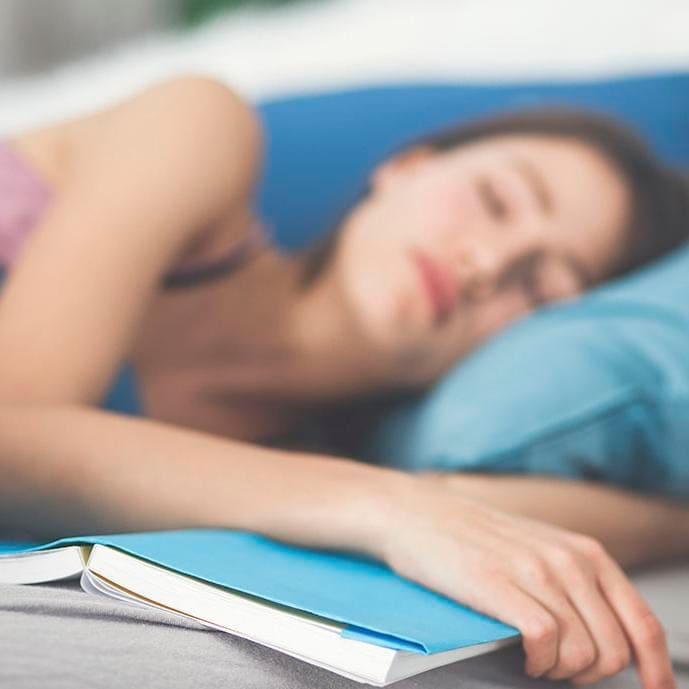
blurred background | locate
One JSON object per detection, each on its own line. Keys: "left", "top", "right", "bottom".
{"left": 0, "top": 0, "right": 688, "bottom": 134}
{"left": 0, "top": 0, "right": 284, "bottom": 78}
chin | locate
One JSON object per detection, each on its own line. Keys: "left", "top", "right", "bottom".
{"left": 342, "top": 273, "right": 424, "bottom": 348}
{"left": 335, "top": 245, "right": 455, "bottom": 373}
{"left": 352, "top": 296, "right": 467, "bottom": 388}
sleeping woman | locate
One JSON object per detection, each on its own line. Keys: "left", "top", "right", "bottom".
{"left": 1, "top": 75, "right": 689, "bottom": 688}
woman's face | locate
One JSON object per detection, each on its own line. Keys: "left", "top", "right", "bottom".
{"left": 321, "top": 133, "right": 630, "bottom": 384}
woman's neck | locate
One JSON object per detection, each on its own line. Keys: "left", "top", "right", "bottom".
{"left": 198, "top": 245, "right": 393, "bottom": 410}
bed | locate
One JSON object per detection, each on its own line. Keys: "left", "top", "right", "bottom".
{"left": 1, "top": 561, "right": 687, "bottom": 688}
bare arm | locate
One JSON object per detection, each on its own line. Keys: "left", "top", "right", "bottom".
{"left": 0, "top": 74, "right": 260, "bottom": 405}
{"left": 0, "top": 406, "right": 677, "bottom": 689}
{"left": 428, "top": 471, "right": 689, "bottom": 568}
{"left": 0, "top": 401, "right": 404, "bottom": 551}
{"left": 0, "top": 75, "right": 402, "bottom": 548}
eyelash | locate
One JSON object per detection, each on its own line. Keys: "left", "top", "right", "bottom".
{"left": 517, "top": 258, "right": 549, "bottom": 307}
{"left": 523, "top": 272, "right": 547, "bottom": 307}
{"left": 477, "top": 177, "right": 508, "bottom": 220}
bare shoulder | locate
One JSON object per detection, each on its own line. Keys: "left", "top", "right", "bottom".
{"left": 77, "top": 74, "right": 262, "bottom": 152}
{"left": 65, "top": 74, "right": 263, "bottom": 225}
{"left": 0, "top": 77, "right": 264, "bottom": 406}
{"left": 93, "top": 74, "right": 261, "bottom": 147}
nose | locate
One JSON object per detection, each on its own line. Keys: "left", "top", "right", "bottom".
{"left": 454, "top": 231, "right": 542, "bottom": 300}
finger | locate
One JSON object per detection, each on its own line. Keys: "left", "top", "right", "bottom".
{"left": 512, "top": 564, "right": 597, "bottom": 679}
{"left": 492, "top": 524, "right": 632, "bottom": 683}
{"left": 594, "top": 545, "right": 676, "bottom": 689}
{"left": 468, "top": 579, "right": 561, "bottom": 678}
{"left": 559, "top": 565, "right": 632, "bottom": 685}
{"left": 456, "top": 517, "right": 596, "bottom": 679}
{"left": 512, "top": 529, "right": 641, "bottom": 684}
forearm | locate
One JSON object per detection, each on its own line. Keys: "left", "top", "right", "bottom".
{"left": 4, "top": 414, "right": 678, "bottom": 686}
{"left": 431, "top": 472, "right": 689, "bottom": 568}
{"left": 0, "top": 403, "right": 406, "bottom": 556}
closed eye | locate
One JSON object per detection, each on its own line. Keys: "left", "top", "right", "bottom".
{"left": 521, "top": 255, "right": 585, "bottom": 308}
{"left": 477, "top": 177, "right": 509, "bottom": 221}
{"left": 521, "top": 268, "right": 548, "bottom": 307}
{"left": 497, "top": 251, "right": 549, "bottom": 307}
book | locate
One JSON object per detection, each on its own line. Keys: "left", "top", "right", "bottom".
{"left": 0, "top": 529, "right": 520, "bottom": 685}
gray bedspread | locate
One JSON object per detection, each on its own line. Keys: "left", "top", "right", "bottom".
{"left": 1, "top": 563, "right": 687, "bottom": 689}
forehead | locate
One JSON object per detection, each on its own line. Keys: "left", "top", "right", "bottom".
{"left": 441, "top": 134, "right": 631, "bottom": 282}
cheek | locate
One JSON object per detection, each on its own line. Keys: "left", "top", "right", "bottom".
{"left": 378, "top": 173, "right": 477, "bottom": 246}
{"left": 412, "top": 179, "right": 479, "bottom": 244}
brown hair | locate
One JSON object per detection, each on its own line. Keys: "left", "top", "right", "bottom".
{"left": 299, "top": 107, "right": 689, "bottom": 288}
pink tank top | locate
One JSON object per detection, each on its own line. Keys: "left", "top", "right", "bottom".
{"left": 0, "top": 140, "right": 269, "bottom": 288}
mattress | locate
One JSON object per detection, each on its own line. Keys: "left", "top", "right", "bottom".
{"left": 1, "top": 561, "right": 687, "bottom": 689}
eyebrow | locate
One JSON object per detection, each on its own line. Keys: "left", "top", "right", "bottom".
{"left": 511, "top": 157, "right": 553, "bottom": 215}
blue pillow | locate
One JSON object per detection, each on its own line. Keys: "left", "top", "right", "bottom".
{"left": 252, "top": 73, "right": 689, "bottom": 498}
{"left": 360, "top": 245, "right": 689, "bottom": 499}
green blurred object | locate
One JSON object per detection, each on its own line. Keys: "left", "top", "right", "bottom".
{"left": 182, "top": 0, "right": 305, "bottom": 27}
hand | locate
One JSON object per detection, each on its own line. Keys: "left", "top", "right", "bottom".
{"left": 377, "top": 474, "right": 675, "bottom": 688}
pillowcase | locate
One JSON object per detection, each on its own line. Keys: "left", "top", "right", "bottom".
{"left": 359, "top": 245, "right": 689, "bottom": 499}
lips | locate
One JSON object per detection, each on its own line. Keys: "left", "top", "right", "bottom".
{"left": 410, "top": 249, "right": 459, "bottom": 325}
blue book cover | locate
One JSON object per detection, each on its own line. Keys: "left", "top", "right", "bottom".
{"left": 0, "top": 529, "right": 519, "bottom": 654}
